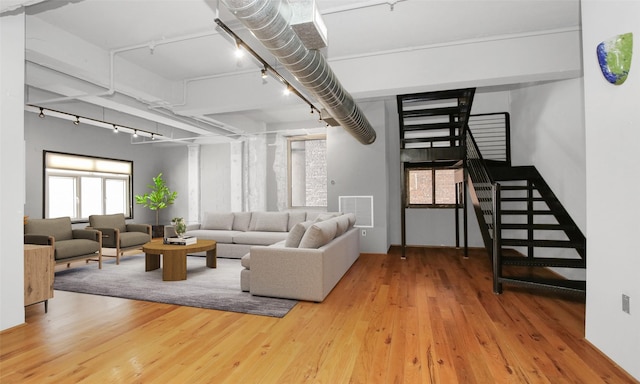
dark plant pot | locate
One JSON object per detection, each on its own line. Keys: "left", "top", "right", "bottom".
{"left": 152, "top": 225, "right": 165, "bottom": 239}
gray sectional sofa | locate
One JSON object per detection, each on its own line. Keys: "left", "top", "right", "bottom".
{"left": 183, "top": 211, "right": 360, "bottom": 302}
{"left": 183, "top": 211, "right": 329, "bottom": 258}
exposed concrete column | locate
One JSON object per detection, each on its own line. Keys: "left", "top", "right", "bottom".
{"left": 230, "top": 140, "right": 243, "bottom": 212}
{"left": 187, "top": 144, "right": 200, "bottom": 224}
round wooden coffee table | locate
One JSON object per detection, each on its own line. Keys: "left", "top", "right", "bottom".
{"left": 142, "top": 239, "right": 217, "bottom": 281}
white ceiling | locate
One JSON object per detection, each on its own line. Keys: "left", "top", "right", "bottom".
{"left": 19, "top": 0, "right": 581, "bottom": 140}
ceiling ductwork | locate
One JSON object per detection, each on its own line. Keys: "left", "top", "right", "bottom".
{"left": 220, "top": 0, "right": 377, "bottom": 145}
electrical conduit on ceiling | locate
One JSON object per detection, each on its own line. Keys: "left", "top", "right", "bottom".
{"left": 220, "top": 0, "right": 376, "bottom": 145}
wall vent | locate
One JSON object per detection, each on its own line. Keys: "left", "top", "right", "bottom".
{"left": 339, "top": 196, "right": 373, "bottom": 228}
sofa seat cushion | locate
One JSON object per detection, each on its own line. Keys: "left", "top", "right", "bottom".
{"left": 54, "top": 239, "right": 100, "bottom": 260}
{"left": 119, "top": 231, "right": 150, "bottom": 248}
{"left": 232, "top": 231, "right": 288, "bottom": 245}
{"left": 185, "top": 229, "right": 240, "bottom": 244}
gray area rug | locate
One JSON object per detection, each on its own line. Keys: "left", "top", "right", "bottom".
{"left": 54, "top": 255, "right": 297, "bottom": 318}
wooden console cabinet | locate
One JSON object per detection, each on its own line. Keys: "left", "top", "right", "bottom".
{"left": 24, "top": 244, "right": 54, "bottom": 312}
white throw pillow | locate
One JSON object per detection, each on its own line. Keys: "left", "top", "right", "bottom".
{"left": 298, "top": 219, "right": 338, "bottom": 249}
{"left": 285, "top": 220, "right": 313, "bottom": 248}
{"left": 202, "top": 212, "right": 234, "bottom": 230}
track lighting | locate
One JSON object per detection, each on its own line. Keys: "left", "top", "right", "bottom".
{"left": 214, "top": 18, "right": 320, "bottom": 121}
{"left": 234, "top": 41, "right": 244, "bottom": 58}
{"left": 28, "top": 105, "right": 163, "bottom": 140}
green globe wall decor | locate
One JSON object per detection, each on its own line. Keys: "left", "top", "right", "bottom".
{"left": 597, "top": 32, "right": 633, "bottom": 85}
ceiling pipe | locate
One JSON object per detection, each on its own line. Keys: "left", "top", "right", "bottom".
{"left": 220, "top": 0, "right": 376, "bottom": 145}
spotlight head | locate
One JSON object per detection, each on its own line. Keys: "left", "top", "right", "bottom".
{"left": 38, "top": 108, "right": 45, "bottom": 118}
{"left": 133, "top": 129, "right": 138, "bottom": 138}
{"left": 113, "top": 124, "right": 118, "bottom": 133}
{"left": 73, "top": 116, "right": 80, "bottom": 125}
{"left": 261, "top": 68, "right": 268, "bottom": 79}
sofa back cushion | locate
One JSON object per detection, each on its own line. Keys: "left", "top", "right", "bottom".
{"left": 202, "top": 212, "right": 234, "bottom": 230}
{"left": 287, "top": 210, "right": 307, "bottom": 231}
{"left": 232, "top": 212, "right": 252, "bottom": 231}
{"left": 334, "top": 215, "right": 351, "bottom": 237}
{"left": 285, "top": 220, "right": 313, "bottom": 247}
{"left": 249, "top": 212, "right": 289, "bottom": 232}
{"left": 298, "top": 218, "right": 338, "bottom": 249}
{"left": 314, "top": 212, "right": 341, "bottom": 222}
{"left": 25, "top": 217, "right": 73, "bottom": 241}
{"left": 89, "top": 213, "right": 127, "bottom": 233}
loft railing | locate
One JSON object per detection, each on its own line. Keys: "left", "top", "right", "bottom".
{"left": 465, "top": 128, "right": 496, "bottom": 255}
{"left": 468, "top": 112, "right": 511, "bottom": 165}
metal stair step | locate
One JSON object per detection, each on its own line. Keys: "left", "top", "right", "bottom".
{"left": 500, "top": 197, "right": 545, "bottom": 202}
{"left": 402, "top": 122, "right": 463, "bottom": 131}
{"left": 500, "top": 223, "right": 575, "bottom": 230}
{"left": 501, "top": 239, "right": 585, "bottom": 249}
{"left": 498, "top": 277, "right": 586, "bottom": 294}
{"left": 501, "top": 256, "right": 585, "bottom": 268}
{"left": 402, "top": 106, "right": 461, "bottom": 118}
{"left": 500, "top": 209, "right": 554, "bottom": 215}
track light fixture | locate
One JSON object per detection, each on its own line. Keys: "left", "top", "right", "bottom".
{"left": 27, "top": 104, "right": 163, "bottom": 140}
{"left": 214, "top": 18, "right": 322, "bottom": 117}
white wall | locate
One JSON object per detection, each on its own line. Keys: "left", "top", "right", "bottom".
{"left": 509, "top": 79, "right": 586, "bottom": 279}
{"left": 582, "top": 1, "right": 640, "bottom": 380}
{"left": 0, "top": 10, "right": 26, "bottom": 331}
{"left": 510, "top": 79, "right": 586, "bottom": 230}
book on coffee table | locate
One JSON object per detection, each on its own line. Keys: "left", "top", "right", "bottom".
{"left": 164, "top": 236, "right": 197, "bottom": 245}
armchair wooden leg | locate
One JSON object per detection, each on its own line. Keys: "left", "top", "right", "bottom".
{"left": 116, "top": 246, "right": 120, "bottom": 265}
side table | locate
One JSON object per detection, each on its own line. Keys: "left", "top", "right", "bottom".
{"left": 24, "top": 244, "right": 54, "bottom": 313}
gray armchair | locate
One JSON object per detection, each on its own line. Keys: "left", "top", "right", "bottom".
{"left": 24, "top": 216, "right": 103, "bottom": 269}
{"left": 88, "top": 213, "right": 151, "bottom": 264}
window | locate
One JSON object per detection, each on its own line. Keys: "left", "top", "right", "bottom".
{"left": 44, "top": 151, "right": 133, "bottom": 222}
{"left": 288, "top": 135, "right": 327, "bottom": 208}
{"left": 407, "top": 167, "right": 458, "bottom": 207}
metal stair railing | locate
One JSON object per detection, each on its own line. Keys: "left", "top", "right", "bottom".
{"left": 465, "top": 128, "right": 496, "bottom": 255}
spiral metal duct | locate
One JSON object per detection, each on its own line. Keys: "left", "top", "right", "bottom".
{"left": 221, "top": 0, "right": 376, "bottom": 145}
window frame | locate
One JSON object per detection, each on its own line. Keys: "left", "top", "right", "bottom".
{"left": 287, "top": 134, "right": 327, "bottom": 209}
{"left": 43, "top": 151, "right": 134, "bottom": 223}
{"left": 405, "top": 164, "right": 460, "bottom": 208}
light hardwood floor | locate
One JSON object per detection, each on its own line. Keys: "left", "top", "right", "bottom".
{"left": 1, "top": 247, "right": 637, "bottom": 383}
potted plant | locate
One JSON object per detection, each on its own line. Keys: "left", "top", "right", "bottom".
{"left": 135, "top": 172, "right": 178, "bottom": 238}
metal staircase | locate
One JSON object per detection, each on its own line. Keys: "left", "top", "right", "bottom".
{"left": 398, "top": 88, "right": 586, "bottom": 295}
